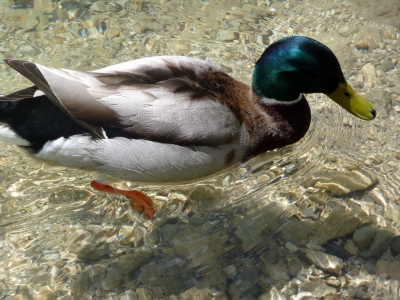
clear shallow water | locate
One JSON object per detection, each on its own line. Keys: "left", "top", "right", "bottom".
{"left": 0, "top": 0, "right": 399, "bottom": 299}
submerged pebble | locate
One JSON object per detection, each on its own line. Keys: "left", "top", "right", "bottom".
{"left": 303, "top": 169, "right": 378, "bottom": 196}
{"left": 353, "top": 225, "right": 377, "bottom": 250}
{"left": 304, "top": 249, "right": 343, "bottom": 275}
{"left": 101, "top": 267, "right": 123, "bottom": 290}
{"left": 354, "top": 29, "right": 382, "bottom": 51}
{"left": 300, "top": 278, "right": 337, "bottom": 297}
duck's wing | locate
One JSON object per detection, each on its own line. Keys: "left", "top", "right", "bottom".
{"left": 4, "top": 59, "right": 105, "bottom": 139}
{"left": 4, "top": 57, "right": 243, "bottom": 146}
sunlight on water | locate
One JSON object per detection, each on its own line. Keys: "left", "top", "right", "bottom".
{"left": 0, "top": 0, "right": 399, "bottom": 299}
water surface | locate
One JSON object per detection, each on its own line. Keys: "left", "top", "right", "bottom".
{"left": 0, "top": 0, "right": 399, "bottom": 299}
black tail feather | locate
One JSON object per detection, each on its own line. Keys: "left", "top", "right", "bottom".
{"left": 0, "top": 95, "right": 87, "bottom": 151}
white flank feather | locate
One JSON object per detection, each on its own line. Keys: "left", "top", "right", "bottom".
{"left": 0, "top": 125, "right": 30, "bottom": 146}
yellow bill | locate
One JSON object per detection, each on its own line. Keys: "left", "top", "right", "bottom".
{"left": 327, "top": 82, "right": 376, "bottom": 120}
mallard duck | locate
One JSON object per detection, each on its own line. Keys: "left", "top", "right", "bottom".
{"left": 0, "top": 36, "right": 376, "bottom": 219}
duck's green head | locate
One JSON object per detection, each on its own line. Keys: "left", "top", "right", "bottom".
{"left": 252, "top": 36, "right": 376, "bottom": 120}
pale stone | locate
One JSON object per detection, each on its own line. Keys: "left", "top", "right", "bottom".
{"left": 119, "top": 290, "right": 138, "bottom": 300}
{"left": 258, "top": 287, "right": 287, "bottom": 300}
{"left": 119, "top": 225, "right": 136, "bottom": 244}
{"left": 303, "top": 169, "right": 378, "bottom": 196}
{"left": 326, "top": 277, "right": 341, "bottom": 288}
{"left": 257, "top": 0, "right": 270, "bottom": 7}
{"left": 106, "top": 28, "right": 120, "bottom": 39}
{"left": 338, "top": 25, "right": 359, "bottom": 37}
{"left": 20, "top": 44, "right": 39, "bottom": 57}
{"left": 354, "top": 29, "right": 382, "bottom": 51}
{"left": 361, "top": 63, "right": 377, "bottom": 88}
{"left": 216, "top": 30, "right": 238, "bottom": 41}
{"left": 300, "top": 278, "right": 337, "bottom": 297}
{"left": 305, "top": 250, "right": 343, "bottom": 275}
{"left": 136, "top": 287, "right": 152, "bottom": 300}
{"left": 306, "top": 240, "right": 323, "bottom": 251}
{"left": 344, "top": 239, "right": 359, "bottom": 256}
{"left": 180, "top": 287, "right": 228, "bottom": 300}
{"left": 285, "top": 242, "right": 298, "bottom": 253}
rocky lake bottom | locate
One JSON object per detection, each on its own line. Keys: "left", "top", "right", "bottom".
{"left": 0, "top": 0, "right": 400, "bottom": 299}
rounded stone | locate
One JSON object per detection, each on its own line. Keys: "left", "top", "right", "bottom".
{"left": 361, "top": 229, "right": 394, "bottom": 258}
{"left": 119, "top": 290, "right": 138, "bottom": 300}
{"left": 344, "top": 239, "right": 359, "bottom": 256}
{"left": 353, "top": 226, "right": 377, "bottom": 250}
{"left": 136, "top": 287, "right": 153, "bottom": 300}
{"left": 101, "top": 267, "right": 123, "bottom": 290}
{"left": 381, "top": 59, "right": 395, "bottom": 72}
{"left": 66, "top": 228, "right": 110, "bottom": 261}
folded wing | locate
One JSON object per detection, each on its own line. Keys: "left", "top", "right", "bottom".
{"left": 4, "top": 57, "right": 242, "bottom": 147}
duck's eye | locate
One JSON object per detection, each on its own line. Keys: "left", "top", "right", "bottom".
{"left": 344, "top": 91, "right": 351, "bottom": 97}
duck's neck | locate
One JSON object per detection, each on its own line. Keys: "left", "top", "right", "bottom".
{"left": 243, "top": 90, "right": 311, "bottom": 160}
